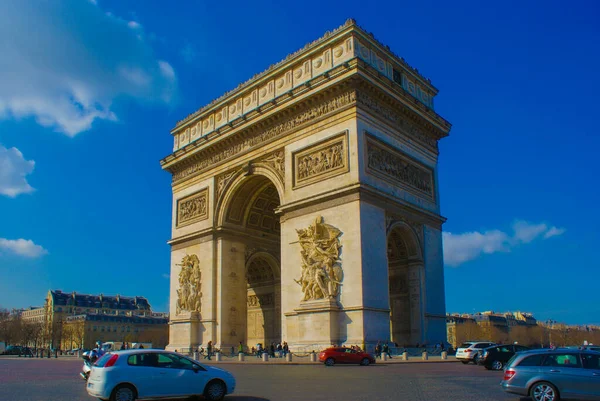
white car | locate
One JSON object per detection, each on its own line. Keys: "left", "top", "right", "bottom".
{"left": 86, "top": 349, "right": 235, "bottom": 401}
{"left": 455, "top": 341, "right": 496, "bottom": 364}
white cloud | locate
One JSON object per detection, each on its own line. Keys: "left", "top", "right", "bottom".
{"left": 0, "top": 238, "right": 47, "bottom": 258}
{"left": 162, "top": 273, "right": 170, "bottom": 280}
{"left": 444, "top": 220, "right": 566, "bottom": 267}
{"left": 0, "top": 1, "right": 177, "bottom": 136}
{"left": 544, "top": 226, "right": 566, "bottom": 239}
{"left": 0, "top": 145, "right": 35, "bottom": 198}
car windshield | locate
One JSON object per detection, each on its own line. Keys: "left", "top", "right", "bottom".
{"left": 506, "top": 354, "right": 518, "bottom": 368}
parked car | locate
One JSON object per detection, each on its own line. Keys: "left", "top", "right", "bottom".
{"left": 318, "top": 347, "right": 376, "bottom": 366}
{"left": 456, "top": 341, "right": 496, "bottom": 364}
{"left": 501, "top": 348, "right": 600, "bottom": 401}
{"left": 86, "top": 349, "right": 235, "bottom": 401}
{"left": 3, "top": 346, "right": 33, "bottom": 356}
{"left": 477, "top": 344, "right": 529, "bottom": 370}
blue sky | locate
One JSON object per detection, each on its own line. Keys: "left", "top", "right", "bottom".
{"left": 0, "top": 0, "right": 598, "bottom": 325}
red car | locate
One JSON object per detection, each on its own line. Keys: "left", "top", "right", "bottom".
{"left": 318, "top": 347, "right": 376, "bottom": 366}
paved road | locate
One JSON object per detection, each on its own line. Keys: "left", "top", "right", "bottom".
{"left": 0, "top": 357, "right": 528, "bottom": 401}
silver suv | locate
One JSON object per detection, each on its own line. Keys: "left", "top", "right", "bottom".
{"left": 456, "top": 341, "right": 496, "bottom": 364}
{"left": 501, "top": 348, "right": 600, "bottom": 401}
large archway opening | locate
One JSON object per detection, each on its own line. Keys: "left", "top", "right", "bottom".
{"left": 387, "top": 224, "right": 422, "bottom": 346}
{"left": 222, "top": 174, "right": 282, "bottom": 350}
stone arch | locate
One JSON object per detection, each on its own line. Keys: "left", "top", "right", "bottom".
{"left": 386, "top": 221, "right": 424, "bottom": 346}
{"left": 244, "top": 252, "right": 281, "bottom": 348}
{"left": 386, "top": 221, "right": 422, "bottom": 261}
{"left": 215, "top": 165, "right": 284, "bottom": 228}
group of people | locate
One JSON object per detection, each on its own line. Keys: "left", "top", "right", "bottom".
{"left": 251, "top": 341, "right": 289, "bottom": 358}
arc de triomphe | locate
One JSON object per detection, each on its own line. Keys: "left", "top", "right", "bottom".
{"left": 161, "top": 19, "right": 451, "bottom": 352}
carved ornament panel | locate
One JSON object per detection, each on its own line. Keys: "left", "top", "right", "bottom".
{"left": 176, "top": 188, "right": 209, "bottom": 227}
{"left": 365, "top": 134, "right": 434, "bottom": 201}
{"left": 293, "top": 132, "right": 348, "bottom": 189}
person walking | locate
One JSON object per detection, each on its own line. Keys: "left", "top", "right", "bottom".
{"left": 205, "top": 341, "right": 213, "bottom": 360}
{"left": 238, "top": 341, "right": 244, "bottom": 356}
{"left": 375, "top": 341, "right": 382, "bottom": 358}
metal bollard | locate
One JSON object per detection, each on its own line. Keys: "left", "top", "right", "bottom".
{"left": 238, "top": 353, "right": 245, "bottom": 362}
{"left": 47, "top": 350, "right": 51, "bottom": 358}
{"left": 441, "top": 351, "right": 448, "bottom": 360}
{"left": 262, "top": 353, "right": 269, "bottom": 362}
{"left": 55, "top": 350, "right": 58, "bottom": 358}
{"left": 380, "top": 353, "right": 388, "bottom": 361}
{"left": 422, "top": 351, "right": 428, "bottom": 361}
{"left": 310, "top": 352, "right": 317, "bottom": 362}
{"left": 215, "top": 352, "right": 222, "bottom": 362}
{"left": 286, "top": 353, "right": 292, "bottom": 362}
{"left": 402, "top": 351, "right": 408, "bottom": 361}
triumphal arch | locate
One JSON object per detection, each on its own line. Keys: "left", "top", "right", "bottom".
{"left": 161, "top": 20, "right": 451, "bottom": 352}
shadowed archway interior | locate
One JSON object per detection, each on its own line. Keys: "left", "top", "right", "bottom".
{"left": 225, "top": 175, "right": 281, "bottom": 349}
{"left": 387, "top": 227, "right": 412, "bottom": 346}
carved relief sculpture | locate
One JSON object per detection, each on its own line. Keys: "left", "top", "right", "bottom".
{"left": 294, "top": 216, "right": 343, "bottom": 301}
{"left": 293, "top": 133, "right": 348, "bottom": 188}
{"left": 176, "top": 254, "right": 202, "bottom": 315}
{"left": 177, "top": 188, "right": 209, "bottom": 226}
{"left": 365, "top": 135, "right": 434, "bottom": 200}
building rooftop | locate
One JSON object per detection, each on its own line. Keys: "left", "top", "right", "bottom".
{"left": 66, "top": 313, "right": 167, "bottom": 324}
{"left": 50, "top": 290, "right": 151, "bottom": 311}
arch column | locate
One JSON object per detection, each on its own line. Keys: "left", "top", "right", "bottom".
{"left": 407, "top": 261, "right": 425, "bottom": 344}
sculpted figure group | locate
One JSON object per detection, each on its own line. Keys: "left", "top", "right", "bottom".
{"left": 176, "top": 254, "right": 202, "bottom": 314}
{"left": 294, "top": 216, "right": 343, "bottom": 301}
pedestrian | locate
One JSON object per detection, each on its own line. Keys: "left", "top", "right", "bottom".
{"left": 205, "top": 341, "right": 212, "bottom": 360}
{"left": 238, "top": 341, "right": 244, "bottom": 356}
{"left": 375, "top": 341, "right": 381, "bottom": 358}
{"left": 231, "top": 346, "right": 235, "bottom": 357}
{"left": 383, "top": 343, "right": 391, "bottom": 359}
{"left": 283, "top": 341, "right": 289, "bottom": 357}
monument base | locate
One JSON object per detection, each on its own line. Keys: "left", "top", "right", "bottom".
{"left": 286, "top": 298, "right": 342, "bottom": 351}
{"left": 166, "top": 312, "right": 202, "bottom": 353}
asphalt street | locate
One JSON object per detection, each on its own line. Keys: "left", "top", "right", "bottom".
{"left": 0, "top": 357, "right": 528, "bottom": 401}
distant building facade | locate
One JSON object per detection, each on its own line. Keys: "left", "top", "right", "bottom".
{"left": 20, "top": 290, "right": 167, "bottom": 349}
{"left": 63, "top": 313, "right": 169, "bottom": 350}
{"left": 446, "top": 311, "right": 539, "bottom": 348}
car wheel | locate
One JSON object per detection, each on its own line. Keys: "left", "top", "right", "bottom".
{"left": 472, "top": 355, "right": 480, "bottom": 364}
{"left": 530, "top": 381, "right": 560, "bottom": 401}
{"left": 461, "top": 360, "right": 469, "bottom": 364}
{"left": 491, "top": 360, "right": 503, "bottom": 370}
{"left": 360, "top": 358, "right": 370, "bottom": 366}
{"left": 110, "top": 384, "right": 136, "bottom": 401}
{"left": 325, "top": 357, "right": 335, "bottom": 366}
{"left": 204, "top": 379, "right": 226, "bottom": 401}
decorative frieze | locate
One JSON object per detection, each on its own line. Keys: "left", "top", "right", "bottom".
{"left": 258, "top": 149, "right": 285, "bottom": 179}
{"left": 176, "top": 188, "right": 208, "bottom": 227}
{"left": 293, "top": 132, "right": 348, "bottom": 188}
{"left": 366, "top": 135, "right": 434, "bottom": 201}
{"left": 216, "top": 169, "right": 240, "bottom": 202}
{"left": 172, "top": 91, "right": 356, "bottom": 182}
{"left": 357, "top": 91, "right": 438, "bottom": 149}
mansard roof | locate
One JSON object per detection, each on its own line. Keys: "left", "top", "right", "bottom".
{"left": 49, "top": 290, "right": 151, "bottom": 311}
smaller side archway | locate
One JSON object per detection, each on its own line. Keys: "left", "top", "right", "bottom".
{"left": 386, "top": 222, "right": 424, "bottom": 346}
{"left": 245, "top": 252, "right": 281, "bottom": 349}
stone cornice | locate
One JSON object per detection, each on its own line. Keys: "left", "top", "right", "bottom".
{"left": 163, "top": 79, "right": 359, "bottom": 183}
{"left": 162, "top": 73, "right": 449, "bottom": 183}
{"left": 171, "top": 19, "right": 439, "bottom": 135}
{"left": 277, "top": 182, "right": 446, "bottom": 229}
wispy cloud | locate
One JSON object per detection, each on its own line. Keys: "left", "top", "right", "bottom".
{"left": 0, "top": 238, "right": 47, "bottom": 258}
{"left": 443, "top": 220, "right": 566, "bottom": 267}
{"left": 0, "top": 0, "right": 177, "bottom": 136}
{"left": 162, "top": 273, "right": 170, "bottom": 280}
{"left": 0, "top": 144, "right": 35, "bottom": 198}
{"left": 181, "top": 44, "right": 196, "bottom": 63}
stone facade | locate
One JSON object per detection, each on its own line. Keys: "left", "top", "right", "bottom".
{"left": 161, "top": 19, "right": 451, "bottom": 352}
